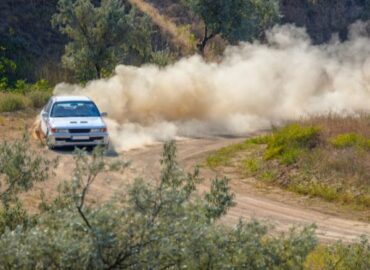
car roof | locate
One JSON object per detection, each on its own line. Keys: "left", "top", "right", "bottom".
{"left": 52, "top": 96, "right": 92, "bottom": 103}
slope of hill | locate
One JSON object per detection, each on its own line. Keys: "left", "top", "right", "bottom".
{"left": 0, "top": 0, "right": 67, "bottom": 83}
{"left": 1, "top": 0, "right": 370, "bottom": 84}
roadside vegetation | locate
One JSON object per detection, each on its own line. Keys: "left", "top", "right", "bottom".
{"left": 0, "top": 80, "right": 52, "bottom": 113}
{"left": 207, "top": 114, "right": 370, "bottom": 209}
{"left": 0, "top": 137, "right": 369, "bottom": 268}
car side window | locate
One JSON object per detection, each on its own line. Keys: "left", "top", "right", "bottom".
{"left": 44, "top": 99, "right": 53, "bottom": 113}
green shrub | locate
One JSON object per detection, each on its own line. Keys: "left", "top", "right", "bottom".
{"left": 305, "top": 239, "right": 370, "bottom": 270}
{"left": 330, "top": 133, "right": 370, "bottom": 149}
{"left": 30, "top": 79, "right": 51, "bottom": 92}
{"left": 264, "top": 124, "right": 320, "bottom": 165}
{"left": 243, "top": 158, "right": 260, "bottom": 173}
{"left": 0, "top": 93, "right": 30, "bottom": 112}
{"left": 150, "top": 49, "right": 176, "bottom": 67}
{"left": 0, "top": 202, "right": 30, "bottom": 235}
{"left": 248, "top": 135, "right": 270, "bottom": 145}
{"left": 0, "top": 142, "right": 318, "bottom": 268}
{"left": 290, "top": 181, "right": 339, "bottom": 202}
{"left": 0, "top": 133, "right": 57, "bottom": 208}
{"left": 27, "top": 91, "right": 51, "bottom": 108}
{"left": 14, "top": 80, "right": 28, "bottom": 93}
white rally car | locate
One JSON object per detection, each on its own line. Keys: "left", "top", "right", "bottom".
{"left": 39, "top": 96, "right": 109, "bottom": 149}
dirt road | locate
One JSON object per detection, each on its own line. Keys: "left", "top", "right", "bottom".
{"left": 121, "top": 137, "right": 370, "bottom": 243}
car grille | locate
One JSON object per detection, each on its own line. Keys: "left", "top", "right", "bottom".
{"left": 69, "top": 129, "right": 91, "bottom": 133}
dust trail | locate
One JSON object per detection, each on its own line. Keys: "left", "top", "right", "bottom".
{"left": 55, "top": 23, "right": 370, "bottom": 151}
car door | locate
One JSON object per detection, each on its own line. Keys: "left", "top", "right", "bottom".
{"left": 40, "top": 99, "right": 53, "bottom": 135}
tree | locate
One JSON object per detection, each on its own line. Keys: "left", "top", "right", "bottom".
{"left": 0, "top": 46, "right": 16, "bottom": 90}
{"left": 52, "top": 0, "right": 154, "bottom": 81}
{"left": 186, "top": 0, "right": 280, "bottom": 54}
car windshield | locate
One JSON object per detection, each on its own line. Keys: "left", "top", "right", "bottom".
{"left": 51, "top": 101, "right": 101, "bottom": 117}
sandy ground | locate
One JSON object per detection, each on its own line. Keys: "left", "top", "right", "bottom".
{"left": 1, "top": 112, "right": 370, "bottom": 243}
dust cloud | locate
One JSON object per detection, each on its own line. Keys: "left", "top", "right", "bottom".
{"left": 54, "top": 23, "right": 370, "bottom": 150}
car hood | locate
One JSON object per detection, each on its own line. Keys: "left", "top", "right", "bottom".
{"left": 49, "top": 117, "right": 106, "bottom": 128}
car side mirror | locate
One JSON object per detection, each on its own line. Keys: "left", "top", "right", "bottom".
{"left": 42, "top": 112, "right": 48, "bottom": 118}
{"left": 101, "top": 112, "right": 108, "bottom": 117}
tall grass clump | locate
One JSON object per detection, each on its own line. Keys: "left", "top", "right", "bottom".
{"left": 0, "top": 93, "right": 30, "bottom": 112}
{"left": 26, "top": 91, "right": 51, "bottom": 108}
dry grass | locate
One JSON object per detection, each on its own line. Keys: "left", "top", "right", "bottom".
{"left": 128, "top": 0, "right": 196, "bottom": 54}
{"left": 208, "top": 114, "right": 370, "bottom": 209}
{"left": 303, "top": 113, "right": 370, "bottom": 138}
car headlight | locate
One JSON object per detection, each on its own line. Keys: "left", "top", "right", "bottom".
{"left": 91, "top": 127, "right": 107, "bottom": 133}
{"left": 50, "top": 128, "right": 69, "bottom": 133}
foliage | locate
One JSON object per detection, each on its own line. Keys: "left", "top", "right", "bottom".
{"left": 0, "top": 78, "right": 52, "bottom": 111}
{"left": 0, "top": 141, "right": 320, "bottom": 268}
{"left": 150, "top": 49, "right": 177, "bottom": 67}
{"left": 52, "top": 0, "right": 155, "bottom": 81}
{"left": 26, "top": 91, "right": 52, "bottom": 108}
{"left": 305, "top": 238, "right": 370, "bottom": 270}
{"left": 0, "top": 202, "right": 30, "bottom": 235}
{"left": 264, "top": 124, "right": 320, "bottom": 165}
{"left": 186, "top": 0, "right": 280, "bottom": 54}
{"left": 207, "top": 117, "right": 370, "bottom": 208}
{"left": 0, "top": 46, "right": 17, "bottom": 90}
{"left": 0, "top": 133, "right": 58, "bottom": 208}
{"left": 330, "top": 133, "right": 370, "bottom": 150}
{"left": 0, "top": 93, "right": 30, "bottom": 112}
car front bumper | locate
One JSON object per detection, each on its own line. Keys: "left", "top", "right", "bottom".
{"left": 47, "top": 132, "right": 109, "bottom": 147}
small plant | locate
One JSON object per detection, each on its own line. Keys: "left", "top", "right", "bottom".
{"left": 290, "top": 181, "right": 339, "bottom": 202}
{"left": 243, "top": 158, "right": 260, "bottom": 173}
{"left": 206, "top": 140, "right": 256, "bottom": 168}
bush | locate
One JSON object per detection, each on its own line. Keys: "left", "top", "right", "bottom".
{"left": 30, "top": 79, "right": 51, "bottom": 92}
{"left": 0, "top": 142, "right": 319, "bottom": 268}
{"left": 27, "top": 91, "right": 51, "bottom": 108}
{"left": 305, "top": 238, "right": 370, "bottom": 270}
{"left": 0, "top": 133, "right": 57, "bottom": 208}
{"left": 0, "top": 202, "right": 30, "bottom": 235}
{"left": 330, "top": 133, "right": 370, "bottom": 149}
{"left": 0, "top": 93, "right": 30, "bottom": 112}
{"left": 264, "top": 124, "right": 320, "bottom": 165}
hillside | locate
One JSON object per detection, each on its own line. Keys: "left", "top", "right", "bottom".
{"left": 1, "top": 0, "right": 370, "bottom": 84}
{"left": 0, "top": 0, "right": 66, "bottom": 83}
